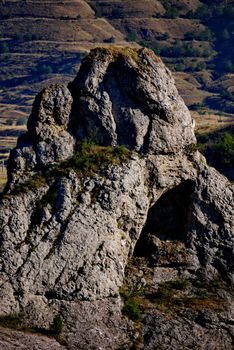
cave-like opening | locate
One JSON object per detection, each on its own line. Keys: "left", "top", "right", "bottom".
{"left": 134, "top": 180, "right": 195, "bottom": 266}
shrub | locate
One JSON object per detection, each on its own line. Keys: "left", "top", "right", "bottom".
{"left": 92, "top": 5, "right": 102, "bottom": 18}
{"left": 111, "top": 8, "right": 126, "bottom": 19}
{"left": 214, "top": 132, "right": 234, "bottom": 168}
{"left": 222, "top": 29, "right": 231, "bottom": 41}
{"left": 197, "top": 130, "right": 234, "bottom": 173}
{"left": 5, "top": 118, "right": 14, "bottom": 126}
{"left": 13, "top": 174, "right": 47, "bottom": 195}
{"left": 184, "top": 29, "right": 213, "bottom": 41}
{"left": 152, "top": 44, "right": 161, "bottom": 55}
{"left": 0, "top": 42, "right": 9, "bottom": 53}
{"left": 189, "top": 102, "right": 205, "bottom": 111}
{"left": 195, "top": 5, "right": 211, "bottom": 19}
{"left": 24, "top": 33, "right": 38, "bottom": 41}
{"left": 200, "top": 29, "right": 213, "bottom": 41}
{"left": 16, "top": 117, "right": 28, "bottom": 126}
{"left": 13, "top": 33, "right": 22, "bottom": 41}
{"left": 0, "top": 314, "right": 23, "bottom": 330}
{"left": 187, "top": 10, "right": 195, "bottom": 19}
{"left": 119, "top": 290, "right": 141, "bottom": 321}
{"left": 161, "top": 32, "right": 169, "bottom": 40}
{"left": 221, "top": 91, "right": 234, "bottom": 102}
{"left": 161, "top": 43, "right": 203, "bottom": 58}
{"left": 224, "top": 60, "right": 234, "bottom": 72}
{"left": 52, "top": 314, "right": 64, "bottom": 336}
{"left": 195, "top": 61, "right": 207, "bottom": 71}
{"left": 126, "top": 32, "right": 137, "bottom": 42}
{"left": 184, "top": 31, "right": 196, "bottom": 40}
{"left": 104, "top": 36, "right": 115, "bottom": 43}
{"left": 38, "top": 64, "right": 53, "bottom": 75}
{"left": 174, "top": 62, "right": 185, "bottom": 71}
{"left": 164, "top": 8, "right": 179, "bottom": 19}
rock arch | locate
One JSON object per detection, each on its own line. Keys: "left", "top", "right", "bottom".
{"left": 134, "top": 180, "right": 195, "bottom": 267}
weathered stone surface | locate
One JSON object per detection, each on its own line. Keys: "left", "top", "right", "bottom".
{"left": 0, "top": 327, "right": 66, "bottom": 350}
{"left": 70, "top": 47, "right": 196, "bottom": 153}
{"left": 27, "top": 84, "right": 73, "bottom": 139}
{"left": 141, "top": 308, "right": 234, "bottom": 350}
{"left": 7, "top": 84, "right": 75, "bottom": 189}
{"left": 0, "top": 47, "right": 233, "bottom": 349}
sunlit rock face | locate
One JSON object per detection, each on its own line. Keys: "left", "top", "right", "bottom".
{"left": 70, "top": 47, "right": 196, "bottom": 153}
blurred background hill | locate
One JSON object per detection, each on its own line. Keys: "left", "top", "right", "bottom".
{"left": 0, "top": 0, "right": 233, "bottom": 187}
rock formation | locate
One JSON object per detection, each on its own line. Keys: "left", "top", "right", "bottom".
{"left": 0, "top": 47, "right": 233, "bottom": 349}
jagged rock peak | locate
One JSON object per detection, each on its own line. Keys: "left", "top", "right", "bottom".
{"left": 7, "top": 47, "right": 196, "bottom": 191}
{"left": 70, "top": 47, "right": 196, "bottom": 153}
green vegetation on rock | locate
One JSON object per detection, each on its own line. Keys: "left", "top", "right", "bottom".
{"left": 52, "top": 314, "right": 64, "bottom": 336}
{"left": 53, "top": 140, "right": 132, "bottom": 177}
{"left": 119, "top": 289, "right": 141, "bottom": 321}
{"left": 0, "top": 314, "right": 24, "bottom": 330}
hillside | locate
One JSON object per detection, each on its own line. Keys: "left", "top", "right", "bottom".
{"left": 0, "top": 0, "right": 233, "bottom": 165}
{"left": 0, "top": 0, "right": 137, "bottom": 161}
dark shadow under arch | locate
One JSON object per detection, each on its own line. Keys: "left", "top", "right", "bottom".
{"left": 134, "top": 180, "right": 195, "bottom": 266}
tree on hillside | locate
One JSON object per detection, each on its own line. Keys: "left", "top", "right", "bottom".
{"left": 0, "top": 42, "right": 9, "bottom": 53}
{"left": 222, "top": 29, "right": 231, "bottom": 40}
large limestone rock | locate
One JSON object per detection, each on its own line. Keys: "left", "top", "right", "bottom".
{"left": 69, "top": 47, "right": 196, "bottom": 153}
{"left": 0, "top": 47, "right": 233, "bottom": 349}
{"left": 7, "top": 85, "right": 75, "bottom": 189}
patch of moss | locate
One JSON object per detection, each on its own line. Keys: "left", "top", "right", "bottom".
{"left": 12, "top": 173, "right": 47, "bottom": 195}
{"left": 0, "top": 314, "right": 24, "bottom": 330}
{"left": 6, "top": 141, "right": 131, "bottom": 199}
{"left": 85, "top": 46, "right": 161, "bottom": 68}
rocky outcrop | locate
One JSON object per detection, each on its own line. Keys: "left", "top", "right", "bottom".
{"left": 0, "top": 47, "right": 233, "bottom": 349}
{"left": 7, "top": 85, "right": 75, "bottom": 189}
{"left": 69, "top": 47, "right": 196, "bottom": 153}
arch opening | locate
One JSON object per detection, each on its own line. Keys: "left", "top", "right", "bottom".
{"left": 134, "top": 180, "right": 195, "bottom": 267}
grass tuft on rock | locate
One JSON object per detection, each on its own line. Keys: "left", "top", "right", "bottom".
{"left": 119, "top": 289, "right": 141, "bottom": 321}
{"left": 53, "top": 140, "right": 132, "bottom": 177}
{"left": 0, "top": 314, "right": 24, "bottom": 330}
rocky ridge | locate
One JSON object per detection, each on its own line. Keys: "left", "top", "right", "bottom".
{"left": 0, "top": 47, "right": 233, "bottom": 349}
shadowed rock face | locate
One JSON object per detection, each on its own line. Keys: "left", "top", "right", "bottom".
{"left": 0, "top": 48, "right": 233, "bottom": 350}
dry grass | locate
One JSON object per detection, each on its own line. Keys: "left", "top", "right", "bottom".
{"left": 115, "top": 17, "right": 206, "bottom": 40}
{"left": 89, "top": 0, "right": 165, "bottom": 18}
{"left": 0, "top": 171, "right": 7, "bottom": 193}
{"left": 174, "top": 73, "right": 212, "bottom": 106}
{"left": 0, "top": 0, "right": 95, "bottom": 19}
{"left": 192, "top": 111, "right": 234, "bottom": 135}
